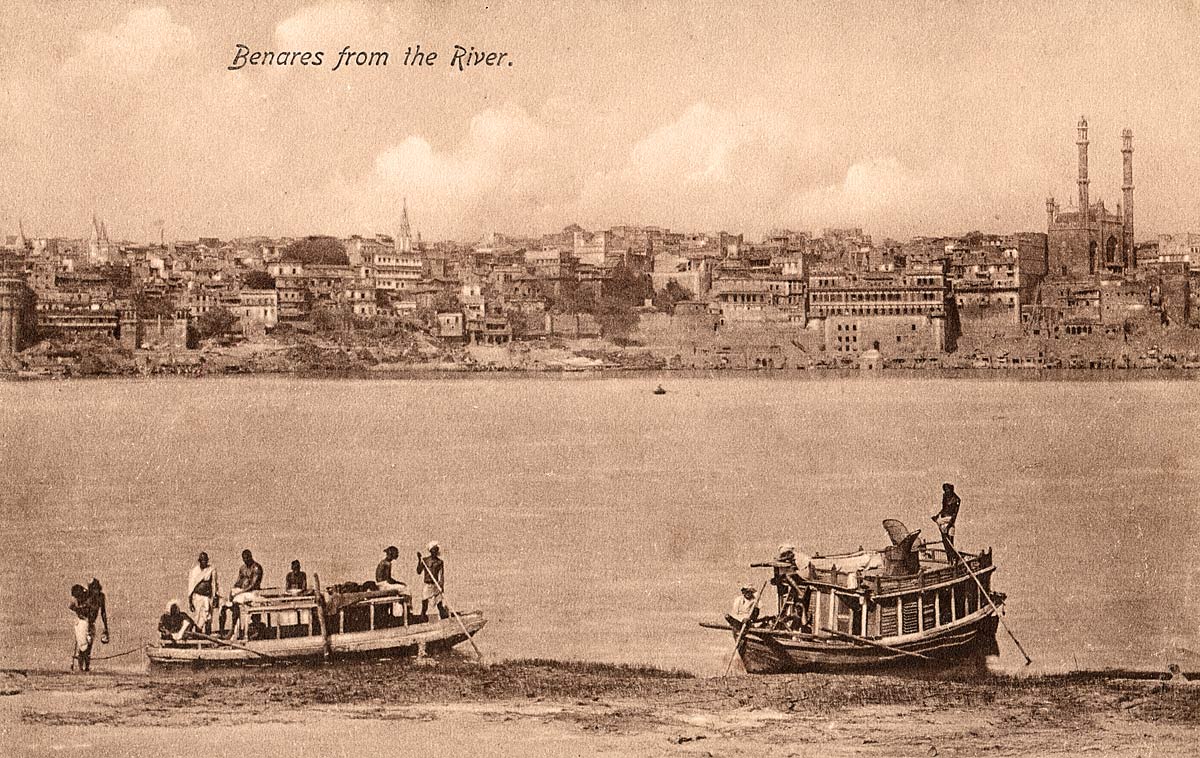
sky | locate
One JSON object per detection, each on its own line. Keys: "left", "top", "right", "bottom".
{"left": 1, "top": 0, "right": 1198, "bottom": 242}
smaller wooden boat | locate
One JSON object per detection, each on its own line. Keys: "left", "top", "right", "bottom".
{"left": 146, "top": 586, "right": 485, "bottom": 665}
{"left": 704, "top": 520, "right": 1007, "bottom": 674}
{"left": 653, "top": 385, "right": 667, "bottom": 395}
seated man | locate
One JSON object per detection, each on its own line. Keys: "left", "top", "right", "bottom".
{"left": 285, "top": 560, "right": 307, "bottom": 593}
{"left": 375, "top": 546, "right": 407, "bottom": 591}
{"left": 159, "top": 600, "right": 196, "bottom": 642}
{"left": 221, "top": 549, "right": 263, "bottom": 635}
{"left": 725, "top": 585, "right": 760, "bottom": 628}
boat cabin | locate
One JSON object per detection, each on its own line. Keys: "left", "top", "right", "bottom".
{"left": 794, "top": 545, "right": 996, "bottom": 640}
{"left": 202, "top": 587, "right": 417, "bottom": 643}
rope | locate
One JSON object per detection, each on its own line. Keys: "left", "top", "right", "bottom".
{"left": 91, "top": 646, "right": 142, "bottom": 661}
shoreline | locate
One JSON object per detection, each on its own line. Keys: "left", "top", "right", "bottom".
{"left": 4, "top": 365, "right": 1200, "bottom": 383}
{"left": 4, "top": 659, "right": 1199, "bottom": 757}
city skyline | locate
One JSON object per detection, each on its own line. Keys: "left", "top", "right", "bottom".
{"left": 2, "top": 1, "right": 1199, "bottom": 242}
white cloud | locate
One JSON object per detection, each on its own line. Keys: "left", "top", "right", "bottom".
{"left": 343, "top": 103, "right": 570, "bottom": 237}
{"left": 275, "top": 1, "right": 406, "bottom": 52}
{"left": 60, "top": 7, "right": 195, "bottom": 79}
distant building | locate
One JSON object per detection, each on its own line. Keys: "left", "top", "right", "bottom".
{"left": 807, "top": 264, "right": 952, "bottom": 355}
{"left": 1046, "top": 118, "right": 1135, "bottom": 277}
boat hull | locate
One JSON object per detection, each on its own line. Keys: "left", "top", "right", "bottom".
{"left": 146, "top": 611, "right": 485, "bottom": 665}
{"left": 736, "top": 611, "right": 1000, "bottom": 674}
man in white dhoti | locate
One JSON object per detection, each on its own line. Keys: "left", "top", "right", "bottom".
{"left": 188, "top": 552, "right": 219, "bottom": 634}
{"left": 69, "top": 584, "right": 93, "bottom": 672}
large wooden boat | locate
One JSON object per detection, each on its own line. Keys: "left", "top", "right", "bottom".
{"left": 146, "top": 586, "right": 485, "bottom": 665}
{"left": 704, "top": 520, "right": 1006, "bottom": 674}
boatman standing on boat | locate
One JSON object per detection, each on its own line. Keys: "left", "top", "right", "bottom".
{"left": 188, "top": 552, "right": 219, "bottom": 634}
{"left": 934, "top": 483, "right": 962, "bottom": 559}
{"left": 417, "top": 542, "right": 448, "bottom": 620}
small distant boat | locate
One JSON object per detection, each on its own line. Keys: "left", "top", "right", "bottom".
{"left": 146, "top": 586, "right": 485, "bottom": 665}
{"left": 703, "top": 519, "right": 1007, "bottom": 674}
{"left": 653, "top": 385, "right": 667, "bottom": 395}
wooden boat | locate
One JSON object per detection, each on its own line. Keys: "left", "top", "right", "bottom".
{"left": 146, "top": 586, "right": 485, "bottom": 665}
{"left": 704, "top": 520, "right": 1005, "bottom": 674}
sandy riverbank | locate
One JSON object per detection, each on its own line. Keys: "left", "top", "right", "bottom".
{"left": 3, "top": 659, "right": 1199, "bottom": 757}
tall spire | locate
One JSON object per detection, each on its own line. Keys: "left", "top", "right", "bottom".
{"left": 1121, "top": 128, "right": 1134, "bottom": 268}
{"left": 1076, "top": 116, "right": 1090, "bottom": 221}
{"left": 396, "top": 197, "right": 413, "bottom": 254}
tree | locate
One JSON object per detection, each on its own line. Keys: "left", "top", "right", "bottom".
{"left": 652, "top": 280, "right": 693, "bottom": 312}
{"left": 281, "top": 236, "right": 349, "bottom": 266}
{"left": 241, "top": 270, "right": 276, "bottom": 289}
{"left": 195, "top": 307, "right": 238, "bottom": 340}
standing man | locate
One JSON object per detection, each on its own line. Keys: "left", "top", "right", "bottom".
{"left": 69, "top": 585, "right": 93, "bottom": 672}
{"left": 285, "top": 559, "right": 308, "bottom": 592}
{"left": 222, "top": 549, "right": 262, "bottom": 635}
{"left": 416, "top": 542, "right": 448, "bottom": 620}
{"left": 188, "top": 552, "right": 219, "bottom": 634}
{"left": 375, "top": 546, "right": 406, "bottom": 590}
{"left": 85, "top": 578, "right": 110, "bottom": 647}
{"left": 934, "top": 483, "right": 962, "bottom": 559}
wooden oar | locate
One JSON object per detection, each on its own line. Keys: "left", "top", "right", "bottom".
{"left": 723, "top": 580, "right": 770, "bottom": 676}
{"left": 822, "top": 628, "right": 933, "bottom": 661}
{"left": 933, "top": 518, "right": 1032, "bottom": 666}
{"left": 313, "top": 574, "right": 333, "bottom": 661}
{"left": 418, "top": 553, "right": 483, "bottom": 661}
{"left": 191, "top": 631, "right": 277, "bottom": 661}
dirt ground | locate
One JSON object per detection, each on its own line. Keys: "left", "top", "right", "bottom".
{"left": 3, "top": 660, "right": 1199, "bottom": 757}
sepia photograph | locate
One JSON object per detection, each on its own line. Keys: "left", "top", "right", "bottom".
{"left": 2, "top": 1, "right": 1199, "bottom": 755}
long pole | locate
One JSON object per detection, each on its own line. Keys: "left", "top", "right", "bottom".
{"left": 723, "top": 580, "right": 770, "bottom": 676}
{"left": 191, "top": 631, "right": 277, "bottom": 661}
{"left": 313, "top": 574, "right": 333, "bottom": 661}
{"left": 823, "top": 628, "right": 933, "bottom": 661}
{"left": 418, "top": 553, "right": 483, "bottom": 661}
{"left": 933, "top": 518, "right": 1032, "bottom": 666}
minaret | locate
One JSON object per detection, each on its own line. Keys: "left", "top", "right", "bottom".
{"left": 1045, "top": 196, "right": 1057, "bottom": 229}
{"left": 1076, "top": 117, "right": 1090, "bottom": 221}
{"left": 1121, "top": 128, "right": 1134, "bottom": 268}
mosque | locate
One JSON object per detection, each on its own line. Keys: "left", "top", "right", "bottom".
{"left": 1045, "top": 118, "right": 1135, "bottom": 278}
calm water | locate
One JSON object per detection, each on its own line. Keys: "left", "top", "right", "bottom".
{"left": 1, "top": 375, "right": 1197, "bottom": 675}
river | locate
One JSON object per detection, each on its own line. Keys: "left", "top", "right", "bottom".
{"left": 1, "top": 375, "right": 1197, "bottom": 675}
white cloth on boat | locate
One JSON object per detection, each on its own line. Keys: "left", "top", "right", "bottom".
{"left": 230, "top": 590, "right": 259, "bottom": 604}
{"left": 191, "top": 594, "right": 213, "bottom": 630}
{"left": 188, "top": 564, "right": 218, "bottom": 601}
{"left": 808, "top": 551, "right": 883, "bottom": 573}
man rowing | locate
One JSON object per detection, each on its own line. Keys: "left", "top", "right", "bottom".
{"left": 417, "top": 542, "right": 448, "bottom": 620}
{"left": 159, "top": 600, "right": 196, "bottom": 642}
{"left": 933, "top": 483, "right": 962, "bottom": 560}
{"left": 726, "top": 585, "right": 760, "bottom": 628}
{"left": 188, "top": 552, "right": 219, "bottom": 634}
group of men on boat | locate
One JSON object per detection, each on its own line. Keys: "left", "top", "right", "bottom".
{"left": 151, "top": 542, "right": 451, "bottom": 647}
{"left": 727, "top": 484, "right": 964, "bottom": 633}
